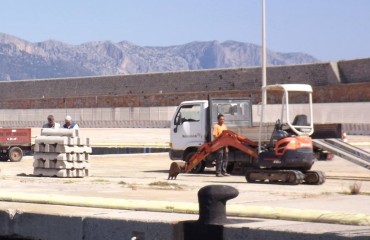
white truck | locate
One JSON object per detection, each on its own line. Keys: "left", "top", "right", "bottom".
{"left": 169, "top": 97, "right": 255, "bottom": 173}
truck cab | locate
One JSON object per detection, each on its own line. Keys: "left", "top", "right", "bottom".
{"left": 169, "top": 98, "right": 253, "bottom": 173}
{"left": 169, "top": 100, "right": 208, "bottom": 161}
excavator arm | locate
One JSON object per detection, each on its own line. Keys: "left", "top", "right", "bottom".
{"left": 168, "top": 130, "right": 258, "bottom": 179}
{"left": 184, "top": 130, "right": 258, "bottom": 172}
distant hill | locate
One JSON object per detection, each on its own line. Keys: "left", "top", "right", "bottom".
{"left": 0, "top": 33, "right": 318, "bottom": 81}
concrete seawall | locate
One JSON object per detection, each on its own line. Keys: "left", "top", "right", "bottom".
{"left": 1, "top": 203, "right": 369, "bottom": 240}
{"left": 0, "top": 103, "right": 370, "bottom": 134}
{"left": 0, "top": 58, "right": 369, "bottom": 109}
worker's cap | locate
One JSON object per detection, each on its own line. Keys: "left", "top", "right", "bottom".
{"left": 65, "top": 115, "right": 72, "bottom": 121}
{"left": 47, "top": 115, "right": 54, "bottom": 120}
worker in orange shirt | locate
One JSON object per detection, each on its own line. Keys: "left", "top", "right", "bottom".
{"left": 213, "top": 114, "right": 230, "bottom": 177}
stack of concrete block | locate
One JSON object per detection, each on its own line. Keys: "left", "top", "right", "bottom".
{"left": 33, "top": 128, "right": 91, "bottom": 178}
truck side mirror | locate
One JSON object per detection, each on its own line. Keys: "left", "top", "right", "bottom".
{"left": 174, "top": 113, "right": 181, "bottom": 133}
{"left": 174, "top": 113, "right": 181, "bottom": 125}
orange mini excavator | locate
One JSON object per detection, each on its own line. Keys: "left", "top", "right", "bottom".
{"left": 169, "top": 121, "right": 325, "bottom": 185}
{"left": 168, "top": 84, "right": 325, "bottom": 185}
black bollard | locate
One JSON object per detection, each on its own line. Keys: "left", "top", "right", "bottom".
{"left": 183, "top": 185, "right": 239, "bottom": 240}
{"left": 197, "top": 185, "right": 239, "bottom": 225}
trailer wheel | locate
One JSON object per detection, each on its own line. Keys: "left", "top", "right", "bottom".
{"left": 185, "top": 151, "right": 205, "bottom": 173}
{"left": 9, "top": 147, "right": 23, "bottom": 162}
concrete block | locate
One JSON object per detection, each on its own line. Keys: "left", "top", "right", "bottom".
{"left": 77, "top": 137, "right": 90, "bottom": 146}
{"left": 34, "top": 144, "right": 92, "bottom": 154}
{"left": 35, "top": 136, "right": 75, "bottom": 145}
{"left": 34, "top": 152, "right": 58, "bottom": 161}
{"left": 83, "top": 218, "right": 180, "bottom": 240}
{"left": 33, "top": 159, "right": 90, "bottom": 169}
{"left": 223, "top": 226, "right": 357, "bottom": 240}
{"left": 54, "top": 160, "right": 90, "bottom": 169}
{"left": 33, "top": 159, "right": 45, "bottom": 168}
{"left": 34, "top": 143, "right": 57, "bottom": 153}
{"left": 0, "top": 210, "right": 10, "bottom": 235}
{"left": 33, "top": 168, "right": 89, "bottom": 178}
{"left": 35, "top": 136, "right": 91, "bottom": 147}
{"left": 76, "top": 153, "right": 91, "bottom": 161}
{"left": 33, "top": 152, "right": 90, "bottom": 162}
{"left": 45, "top": 159, "right": 56, "bottom": 168}
{"left": 10, "top": 212, "right": 83, "bottom": 240}
{"left": 33, "top": 143, "right": 42, "bottom": 152}
{"left": 55, "top": 145, "right": 92, "bottom": 154}
{"left": 41, "top": 128, "right": 79, "bottom": 137}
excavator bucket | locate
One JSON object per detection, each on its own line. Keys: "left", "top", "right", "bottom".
{"left": 168, "top": 161, "right": 186, "bottom": 180}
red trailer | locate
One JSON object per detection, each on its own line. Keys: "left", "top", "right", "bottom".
{"left": 0, "top": 128, "right": 32, "bottom": 162}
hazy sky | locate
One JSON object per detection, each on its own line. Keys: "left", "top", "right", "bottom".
{"left": 2, "top": 0, "right": 370, "bottom": 61}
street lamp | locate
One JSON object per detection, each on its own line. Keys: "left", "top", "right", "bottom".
{"left": 262, "top": 0, "right": 267, "bottom": 105}
{"left": 259, "top": 0, "right": 267, "bottom": 153}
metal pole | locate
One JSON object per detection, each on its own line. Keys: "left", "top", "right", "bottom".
{"left": 259, "top": 0, "right": 267, "bottom": 153}
{"left": 262, "top": 0, "right": 267, "bottom": 104}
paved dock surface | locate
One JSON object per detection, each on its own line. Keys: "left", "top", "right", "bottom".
{"left": 0, "top": 128, "right": 370, "bottom": 239}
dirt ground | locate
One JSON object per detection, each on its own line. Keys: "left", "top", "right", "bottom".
{"left": 1, "top": 129, "right": 369, "bottom": 216}
{"left": 1, "top": 150, "right": 370, "bottom": 215}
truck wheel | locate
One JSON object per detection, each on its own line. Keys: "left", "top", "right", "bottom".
{"left": 9, "top": 147, "right": 23, "bottom": 162}
{"left": 185, "top": 151, "right": 205, "bottom": 173}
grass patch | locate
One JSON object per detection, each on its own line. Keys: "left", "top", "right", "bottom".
{"left": 339, "top": 181, "right": 368, "bottom": 195}
{"left": 91, "top": 179, "right": 110, "bottom": 183}
{"left": 63, "top": 180, "right": 76, "bottom": 184}
{"left": 349, "top": 181, "right": 362, "bottom": 195}
{"left": 165, "top": 206, "right": 175, "bottom": 211}
{"left": 149, "top": 181, "right": 183, "bottom": 190}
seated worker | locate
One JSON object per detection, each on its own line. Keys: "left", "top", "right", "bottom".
{"left": 63, "top": 115, "right": 79, "bottom": 129}
{"left": 42, "top": 115, "right": 61, "bottom": 128}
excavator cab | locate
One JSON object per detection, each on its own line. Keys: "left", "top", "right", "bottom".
{"left": 259, "top": 84, "right": 314, "bottom": 142}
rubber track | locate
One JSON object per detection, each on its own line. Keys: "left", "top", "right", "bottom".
{"left": 245, "top": 169, "right": 305, "bottom": 185}
{"left": 303, "top": 170, "right": 326, "bottom": 185}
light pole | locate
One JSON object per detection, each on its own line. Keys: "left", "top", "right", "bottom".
{"left": 259, "top": 0, "right": 267, "bottom": 153}
{"left": 262, "top": 0, "right": 267, "bottom": 105}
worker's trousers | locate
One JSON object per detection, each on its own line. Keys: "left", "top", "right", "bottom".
{"left": 215, "top": 147, "right": 229, "bottom": 175}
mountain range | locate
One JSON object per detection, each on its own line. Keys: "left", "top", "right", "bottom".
{"left": 0, "top": 33, "right": 318, "bottom": 81}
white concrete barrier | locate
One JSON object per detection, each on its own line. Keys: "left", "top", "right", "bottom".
{"left": 33, "top": 129, "right": 91, "bottom": 178}
{"left": 33, "top": 168, "right": 89, "bottom": 177}
{"left": 41, "top": 128, "right": 79, "bottom": 137}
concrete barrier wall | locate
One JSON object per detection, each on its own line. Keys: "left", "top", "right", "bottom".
{"left": 0, "top": 59, "right": 369, "bottom": 109}
{"left": 338, "top": 58, "right": 370, "bottom": 83}
{"left": 1, "top": 103, "right": 370, "bottom": 124}
{"left": 0, "top": 82, "right": 370, "bottom": 110}
{"left": 0, "top": 107, "right": 177, "bottom": 122}
{"left": 0, "top": 102, "right": 370, "bottom": 130}
{"left": 0, "top": 61, "right": 343, "bottom": 101}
